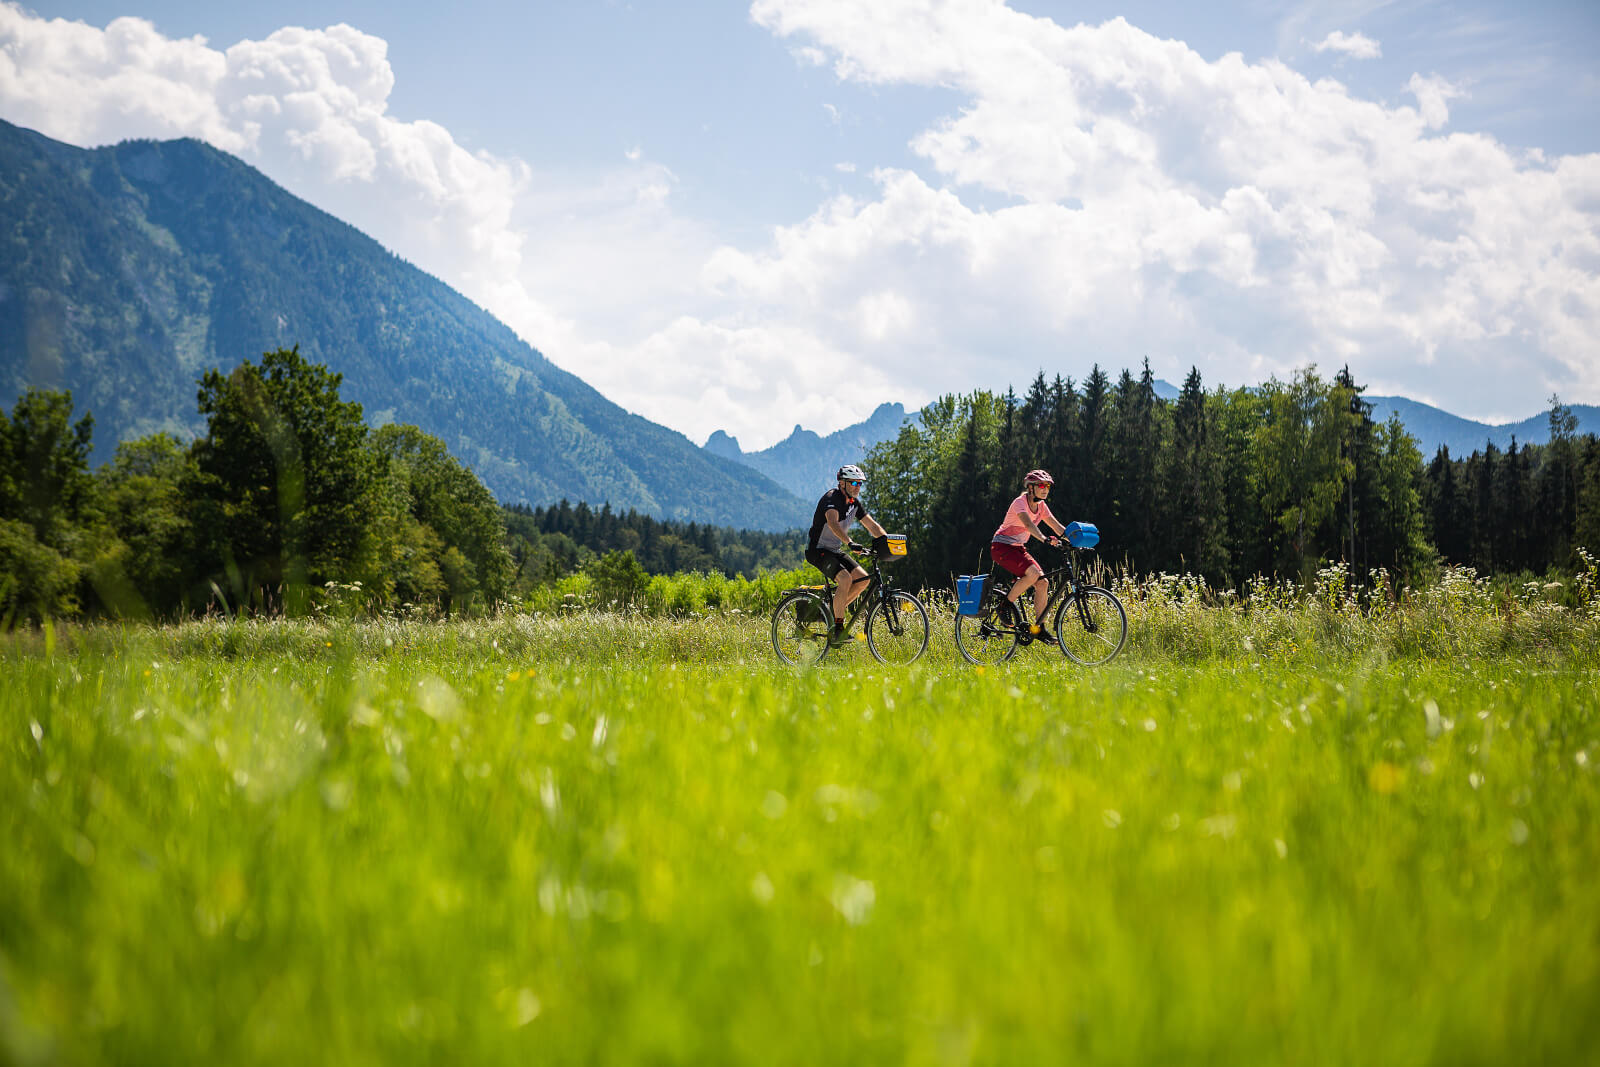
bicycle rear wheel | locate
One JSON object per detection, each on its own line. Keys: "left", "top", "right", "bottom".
{"left": 771, "top": 591, "right": 833, "bottom": 665}
{"left": 865, "top": 590, "right": 930, "bottom": 664}
{"left": 1053, "top": 586, "right": 1128, "bottom": 665}
{"left": 954, "top": 592, "right": 1021, "bottom": 665}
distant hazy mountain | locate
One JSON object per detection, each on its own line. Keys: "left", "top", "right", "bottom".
{"left": 1367, "top": 396, "right": 1599, "bottom": 457}
{"left": 0, "top": 119, "right": 806, "bottom": 530}
{"left": 704, "top": 402, "right": 917, "bottom": 501}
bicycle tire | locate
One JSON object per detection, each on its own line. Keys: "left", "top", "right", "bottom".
{"left": 865, "top": 590, "right": 930, "bottom": 665}
{"left": 954, "top": 590, "right": 1021, "bottom": 665}
{"left": 771, "top": 590, "right": 834, "bottom": 666}
{"left": 1053, "top": 586, "right": 1128, "bottom": 665}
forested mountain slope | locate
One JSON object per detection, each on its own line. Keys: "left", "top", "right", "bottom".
{"left": 0, "top": 119, "right": 805, "bottom": 530}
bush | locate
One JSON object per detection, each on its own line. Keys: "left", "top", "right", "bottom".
{"left": 588, "top": 550, "right": 650, "bottom": 609}
{"left": 0, "top": 518, "right": 82, "bottom": 625}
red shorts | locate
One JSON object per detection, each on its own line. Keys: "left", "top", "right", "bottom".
{"left": 990, "top": 542, "right": 1039, "bottom": 578}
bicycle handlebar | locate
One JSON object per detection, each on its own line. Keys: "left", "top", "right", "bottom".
{"left": 1040, "top": 531, "right": 1097, "bottom": 552}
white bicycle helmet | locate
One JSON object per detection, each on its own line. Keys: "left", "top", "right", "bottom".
{"left": 837, "top": 464, "right": 866, "bottom": 482}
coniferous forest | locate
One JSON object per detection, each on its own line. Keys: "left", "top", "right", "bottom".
{"left": 864, "top": 361, "right": 1600, "bottom": 594}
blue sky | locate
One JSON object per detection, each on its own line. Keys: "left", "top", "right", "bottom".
{"left": 3, "top": 0, "right": 1598, "bottom": 447}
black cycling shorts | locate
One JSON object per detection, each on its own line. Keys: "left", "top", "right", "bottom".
{"left": 806, "top": 546, "right": 862, "bottom": 581}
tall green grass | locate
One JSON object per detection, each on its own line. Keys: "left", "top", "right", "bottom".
{"left": 3, "top": 612, "right": 1597, "bottom": 1064}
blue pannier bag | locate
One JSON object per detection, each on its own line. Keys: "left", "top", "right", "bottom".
{"left": 955, "top": 574, "right": 987, "bottom": 616}
{"left": 1065, "top": 521, "right": 1100, "bottom": 549}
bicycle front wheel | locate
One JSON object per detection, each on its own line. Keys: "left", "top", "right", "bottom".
{"left": 865, "top": 590, "right": 930, "bottom": 665}
{"left": 1053, "top": 586, "right": 1128, "bottom": 665}
{"left": 954, "top": 593, "right": 1021, "bottom": 665}
{"left": 771, "top": 591, "right": 833, "bottom": 666}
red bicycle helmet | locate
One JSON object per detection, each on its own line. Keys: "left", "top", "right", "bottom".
{"left": 1024, "top": 469, "right": 1054, "bottom": 487}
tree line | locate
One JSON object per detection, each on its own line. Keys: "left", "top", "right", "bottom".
{"left": 0, "top": 346, "right": 808, "bottom": 626}
{"left": 864, "top": 362, "right": 1600, "bottom": 593}
{"left": 2, "top": 347, "right": 513, "bottom": 623}
{"left": 502, "top": 501, "right": 801, "bottom": 586}
{"left": 1423, "top": 411, "right": 1600, "bottom": 577}
{"left": 8, "top": 348, "right": 1597, "bottom": 626}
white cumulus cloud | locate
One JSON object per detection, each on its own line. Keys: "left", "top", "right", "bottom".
{"left": 742, "top": 0, "right": 1600, "bottom": 419}
{"left": 1406, "top": 72, "right": 1465, "bottom": 130}
{"left": 1312, "top": 30, "right": 1382, "bottom": 60}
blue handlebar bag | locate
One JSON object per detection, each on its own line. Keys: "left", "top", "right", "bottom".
{"left": 1065, "top": 522, "right": 1100, "bottom": 549}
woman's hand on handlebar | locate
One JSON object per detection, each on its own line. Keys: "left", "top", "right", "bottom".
{"left": 1046, "top": 534, "right": 1062, "bottom": 548}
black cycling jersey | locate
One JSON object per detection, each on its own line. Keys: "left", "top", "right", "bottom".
{"left": 808, "top": 488, "right": 870, "bottom": 551}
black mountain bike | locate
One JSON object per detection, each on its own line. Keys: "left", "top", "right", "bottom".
{"left": 771, "top": 542, "right": 930, "bottom": 666}
{"left": 954, "top": 541, "right": 1127, "bottom": 666}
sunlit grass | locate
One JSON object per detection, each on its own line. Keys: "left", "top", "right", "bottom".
{"left": 2, "top": 615, "right": 1598, "bottom": 1064}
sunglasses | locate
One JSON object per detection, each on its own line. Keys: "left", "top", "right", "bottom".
{"left": 846, "top": 480, "right": 864, "bottom": 487}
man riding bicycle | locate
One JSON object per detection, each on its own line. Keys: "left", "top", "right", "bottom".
{"left": 807, "top": 464, "right": 890, "bottom": 646}
{"left": 991, "top": 469, "right": 1069, "bottom": 645}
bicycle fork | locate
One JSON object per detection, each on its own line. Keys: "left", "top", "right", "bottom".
{"left": 1068, "top": 585, "right": 1099, "bottom": 633}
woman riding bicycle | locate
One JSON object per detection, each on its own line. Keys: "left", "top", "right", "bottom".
{"left": 991, "top": 469, "right": 1069, "bottom": 645}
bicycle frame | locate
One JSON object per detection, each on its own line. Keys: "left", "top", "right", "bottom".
{"left": 827, "top": 551, "right": 905, "bottom": 634}
{"left": 987, "top": 544, "right": 1103, "bottom": 638}
{"left": 773, "top": 545, "right": 928, "bottom": 667}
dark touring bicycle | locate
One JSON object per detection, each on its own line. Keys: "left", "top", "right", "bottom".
{"left": 953, "top": 521, "right": 1128, "bottom": 666}
{"left": 770, "top": 536, "right": 930, "bottom": 666}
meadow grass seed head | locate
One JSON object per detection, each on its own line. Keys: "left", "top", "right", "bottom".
{"left": 751, "top": 872, "right": 775, "bottom": 904}
{"left": 830, "top": 875, "right": 875, "bottom": 925}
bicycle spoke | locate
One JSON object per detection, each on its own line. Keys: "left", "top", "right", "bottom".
{"left": 955, "top": 594, "right": 1019, "bottom": 664}
{"left": 771, "top": 592, "right": 832, "bottom": 666}
{"left": 1054, "top": 587, "right": 1128, "bottom": 666}
{"left": 866, "top": 591, "right": 929, "bottom": 665}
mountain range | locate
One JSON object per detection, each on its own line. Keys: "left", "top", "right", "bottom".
{"left": 1363, "top": 396, "right": 1598, "bottom": 458}
{"left": 0, "top": 119, "right": 806, "bottom": 531}
{"left": 704, "top": 401, "right": 918, "bottom": 502}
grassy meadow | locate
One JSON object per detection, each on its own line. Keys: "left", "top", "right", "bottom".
{"left": 3, "top": 585, "right": 1599, "bottom": 1064}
